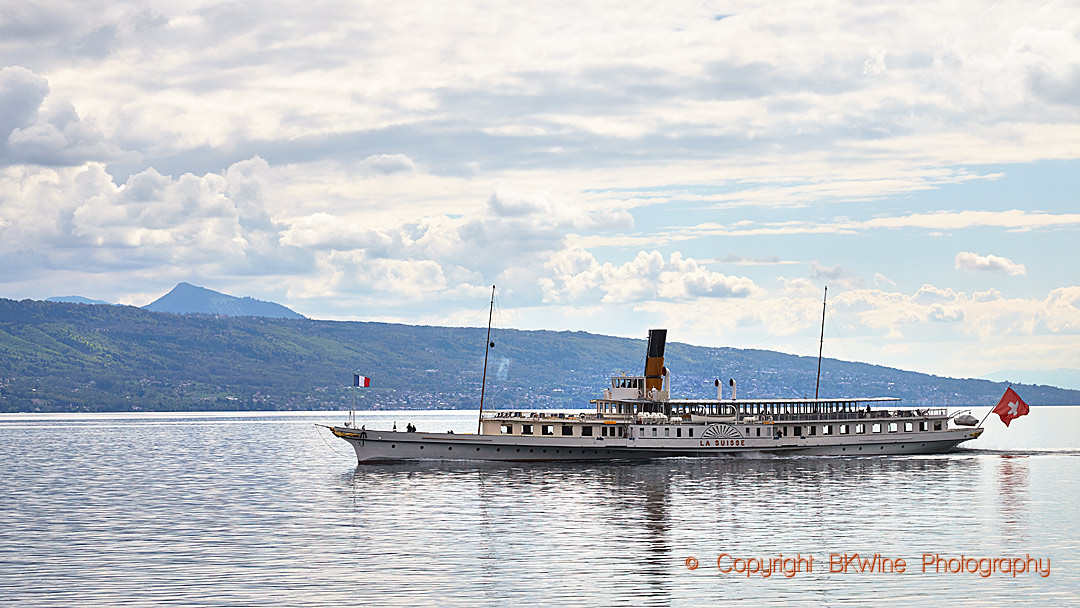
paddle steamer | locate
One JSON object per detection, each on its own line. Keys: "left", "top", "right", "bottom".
{"left": 328, "top": 328, "right": 984, "bottom": 462}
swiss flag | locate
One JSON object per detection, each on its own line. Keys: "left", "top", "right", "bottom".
{"left": 992, "top": 387, "right": 1029, "bottom": 427}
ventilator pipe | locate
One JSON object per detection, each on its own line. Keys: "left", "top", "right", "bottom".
{"left": 729, "top": 378, "right": 737, "bottom": 400}
{"left": 714, "top": 379, "right": 722, "bottom": 399}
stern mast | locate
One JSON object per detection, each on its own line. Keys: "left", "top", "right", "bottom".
{"left": 477, "top": 285, "right": 495, "bottom": 434}
{"left": 815, "top": 285, "right": 827, "bottom": 399}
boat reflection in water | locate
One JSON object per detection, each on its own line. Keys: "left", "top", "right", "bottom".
{"left": 335, "top": 455, "right": 993, "bottom": 606}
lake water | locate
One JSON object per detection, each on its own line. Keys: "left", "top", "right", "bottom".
{"left": 1, "top": 406, "right": 1077, "bottom": 607}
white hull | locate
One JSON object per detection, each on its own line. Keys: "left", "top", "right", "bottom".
{"left": 330, "top": 426, "right": 983, "bottom": 462}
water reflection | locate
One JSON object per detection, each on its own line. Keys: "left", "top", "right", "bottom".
{"left": 997, "top": 455, "right": 1030, "bottom": 541}
{"left": 1, "top": 413, "right": 1075, "bottom": 608}
{"left": 325, "top": 456, "right": 995, "bottom": 606}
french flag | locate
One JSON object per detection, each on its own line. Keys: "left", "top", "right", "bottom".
{"left": 353, "top": 374, "right": 371, "bottom": 387}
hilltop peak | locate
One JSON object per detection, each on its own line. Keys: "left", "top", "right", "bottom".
{"left": 144, "top": 282, "right": 305, "bottom": 319}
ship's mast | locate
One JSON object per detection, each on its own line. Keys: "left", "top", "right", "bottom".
{"left": 815, "top": 285, "right": 827, "bottom": 400}
{"left": 477, "top": 285, "right": 495, "bottom": 434}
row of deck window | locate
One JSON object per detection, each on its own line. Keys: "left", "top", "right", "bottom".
{"left": 773, "top": 420, "right": 943, "bottom": 437}
{"left": 598, "top": 403, "right": 633, "bottom": 414}
{"left": 499, "top": 424, "right": 704, "bottom": 438}
{"left": 502, "top": 424, "right": 626, "bottom": 438}
{"left": 638, "top": 427, "right": 694, "bottom": 438}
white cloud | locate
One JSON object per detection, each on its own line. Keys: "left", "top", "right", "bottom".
{"left": 357, "top": 154, "right": 416, "bottom": 176}
{"left": 831, "top": 284, "right": 1080, "bottom": 341}
{"left": 277, "top": 184, "right": 637, "bottom": 303}
{"left": 541, "top": 249, "right": 761, "bottom": 304}
{"left": 777, "top": 276, "right": 821, "bottom": 298}
{"left": 873, "top": 273, "right": 897, "bottom": 288}
{"left": 2, "top": 159, "right": 644, "bottom": 306}
{"left": 0, "top": 67, "right": 48, "bottom": 140}
{"left": 676, "top": 209, "right": 1080, "bottom": 239}
{"left": 719, "top": 254, "right": 799, "bottom": 266}
{"left": 0, "top": 66, "right": 124, "bottom": 166}
{"left": 684, "top": 168, "right": 1003, "bottom": 210}
{"left": 861, "top": 210, "right": 1080, "bottom": 232}
{"left": 809, "top": 261, "right": 863, "bottom": 289}
{"left": 971, "top": 288, "right": 1002, "bottom": 303}
{"left": 486, "top": 184, "right": 633, "bottom": 231}
{"left": 0, "top": 0, "right": 1073, "bottom": 179}
{"left": 912, "top": 284, "right": 959, "bottom": 305}
{"left": 308, "top": 251, "right": 452, "bottom": 299}
{"left": 954, "top": 251, "right": 1027, "bottom": 275}
{"left": 1040, "top": 286, "right": 1080, "bottom": 333}
{"left": 0, "top": 157, "right": 308, "bottom": 280}
{"left": 625, "top": 283, "right": 1080, "bottom": 380}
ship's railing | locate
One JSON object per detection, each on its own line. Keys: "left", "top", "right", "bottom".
{"left": 484, "top": 408, "right": 948, "bottom": 423}
{"left": 743, "top": 408, "right": 948, "bottom": 423}
{"left": 485, "top": 411, "right": 610, "bottom": 421}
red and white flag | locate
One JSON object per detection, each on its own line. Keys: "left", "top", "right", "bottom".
{"left": 353, "top": 374, "right": 371, "bottom": 387}
{"left": 992, "top": 387, "right": 1029, "bottom": 427}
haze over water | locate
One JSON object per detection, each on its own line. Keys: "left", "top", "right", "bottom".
{"left": 1, "top": 407, "right": 1077, "bottom": 607}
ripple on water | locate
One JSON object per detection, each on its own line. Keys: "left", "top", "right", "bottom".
{"left": 0, "top": 410, "right": 1077, "bottom": 607}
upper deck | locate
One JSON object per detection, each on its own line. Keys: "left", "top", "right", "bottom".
{"left": 595, "top": 369, "right": 913, "bottom": 420}
{"left": 480, "top": 328, "right": 942, "bottom": 428}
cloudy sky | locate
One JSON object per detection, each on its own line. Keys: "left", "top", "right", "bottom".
{"left": 2, "top": 0, "right": 1079, "bottom": 386}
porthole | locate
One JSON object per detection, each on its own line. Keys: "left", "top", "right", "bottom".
{"left": 496, "top": 448, "right": 501, "bottom": 452}
{"left": 529, "top": 449, "right": 534, "bottom": 453}
{"left": 448, "top": 446, "right": 453, "bottom": 451}
{"left": 542, "top": 449, "right": 547, "bottom": 453}
{"left": 476, "top": 447, "right": 480, "bottom": 451}
{"left": 391, "top": 444, "right": 396, "bottom": 448}
{"left": 516, "top": 448, "right": 521, "bottom": 452}
{"left": 420, "top": 446, "right": 424, "bottom": 450}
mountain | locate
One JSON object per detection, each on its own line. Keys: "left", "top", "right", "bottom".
{"left": 985, "top": 369, "right": 1080, "bottom": 391}
{"left": 2, "top": 298, "right": 1078, "bottom": 413}
{"left": 143, "top": 282, "right": 304, "bottom": 319}
{"left": 46, "top": 296, "right": 112, "bottom": 305}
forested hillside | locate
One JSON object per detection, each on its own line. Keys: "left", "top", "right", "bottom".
{"left": 2, "top": 298, "right": 1076, "bottom": 412}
